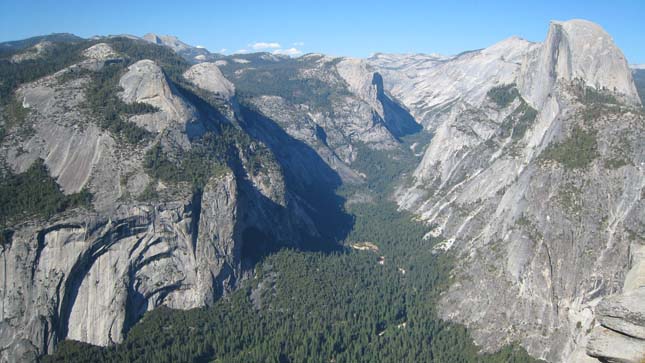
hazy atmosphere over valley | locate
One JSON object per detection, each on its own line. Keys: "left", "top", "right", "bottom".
{"left": 0, "top": 1, "right": 644, "bottom": 362}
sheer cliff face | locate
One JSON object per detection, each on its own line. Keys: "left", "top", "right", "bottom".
{"left": 0, "top": 43, "right": 320, "bottom": 362}
{"left": 372, "top": 20, "right": 644, "bottom": 362}
{"left": 1, "top": 175, "right": 240, "bottom": 357}
{"left": 368, "top": 19, "right": 641, "bottom": 129}
{"left": 519, "top": 19, "right": 641, "bottom": 109}
{"left": 368, "top": 37, "right": 538, "bottom": 130}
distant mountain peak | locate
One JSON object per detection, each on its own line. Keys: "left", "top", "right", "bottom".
{"left": 0, "top": 33, "right": 83, "bottom": 53}
{"left": 142, "top": 33, "right": 193, "bottom": 52}
{"left": 140, "top": 33, "right": 223, "bottom": 63}
{"left": 517, "top": 18, "right": 641, "bottom": 108}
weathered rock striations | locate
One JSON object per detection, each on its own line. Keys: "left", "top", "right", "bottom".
{"left": 119, "top": 59, "right": 199, "bottom": 134}
{"left": 368, "top": 37, "right": 538, "bottom": 130}
{"left": 519, "top": 19, "right": 641, "bottom": 109}
{"left": 0, "top": 172, "right": 248, "bottom": 361}
{"left": 376, "top": 19, "right": 645, "bottom": 362}
{"left": 0, "top": 42, "right": 322, "bottom": 362}
{"left": 586, "top": 244, "right": 645, "bottom": 362}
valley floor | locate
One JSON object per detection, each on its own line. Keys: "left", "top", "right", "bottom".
{"left": 44, "top": 133, "right": 542, "bottom": 363}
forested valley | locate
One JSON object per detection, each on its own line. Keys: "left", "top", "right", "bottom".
{"left": 44, "top": 130, "right": 540, "bottom": 363}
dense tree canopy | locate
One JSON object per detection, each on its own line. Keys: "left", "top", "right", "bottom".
{"left": 0, "top": 160, "right": 91, "bottom": 246}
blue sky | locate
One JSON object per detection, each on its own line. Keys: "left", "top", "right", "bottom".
{"left": 1, "top": 0, "right": 644, "bottom": 63}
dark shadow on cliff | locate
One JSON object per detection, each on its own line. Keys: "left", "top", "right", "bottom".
{"left": 173, "top": 83, "right": 351, "bottom": 265}
{"left": 236, "top": 104, "right": 353, "bottom": 255}
{"left": 174, "top": 82, "right": 232, "bottom": 139}
{"left": 373, "top": 72, "right": 422, "bottom": 139}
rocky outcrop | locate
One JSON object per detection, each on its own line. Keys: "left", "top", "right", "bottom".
{"left": 0, "top": 172, "right": 247, "bottom": 361}
{"left": 586, "top": 244, "right": 645, "bottom": 362}
{"left": 119, "top": 60, "right": 198, "bottom": 134}
{"left": 519, "top": 19, "right": 641, "bottom": 109}
{"left": 336, "top": 58, "right": 385, "bottom": 118}
{"left": 10, "top": 41, "right": 53, "bottom": 63}
{"left": 368, "top": 37, "right": 538, "bottom": 130}
{"left": 8, "top": 63, "right": 116, "bottom": 204}
{"left": 142, "top": 33, "right": 193, "bottom": 53}
{"left": 385, "top": 19, "right": 645, "bottom": 362}
{"left": 183, "top": 62, "right": 235, "bottom": 100}
{"left": 4, "top": 52, "right": 194, "bottom": 211}
{"left": 142, "top": 33, "right": 222, "bottom": 63}
{"left": 82, "top": 43, "right": 119, "bottom": 60}
{"left": 595, "top": 290, "right": 645, "bottom": 340}
{"left": 587, "top": 326, "right": 645, "bottom": 363}
{"left": 336, "top": 59, "right": 420, "bottom": 138}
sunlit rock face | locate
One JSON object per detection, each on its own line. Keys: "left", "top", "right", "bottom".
{"left": 372, "top": 19, "right": 644, "bottom": 362}
{"left": 0, "top": 47, "right": 325, "bottom": 362}
{"left": 518, "top": 19, "right": 641, "bottom": 109}
{"left": 183, "top": 62, "right": 235, "bottom": 100}
{"left": 369, "top": 37, "right": 538, "bottom": 130}
{"left": 586, "top": 245, "right": 645, "bottom": 363}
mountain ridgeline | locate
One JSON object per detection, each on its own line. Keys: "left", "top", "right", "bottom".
{"left": 0, "top": 20, "right": 643, "bottom": 363}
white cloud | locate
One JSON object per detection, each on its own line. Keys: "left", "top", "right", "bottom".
{"left": 234, "top": 49, "right": 249, "bottom": 54}
{"left": 293, "top": 41, "right": 305, "bottom": 46}
{"left": 272, "top": 48, "right": 303, "bottom": 56}
{"left": 195, "top": 45, "right": 206, "bottom": 49}
{"left": 219, "top": 48, "right": 228, "bottom": 53}
{"left": 250, "top": 42, "right": 281, "bottom": 50}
